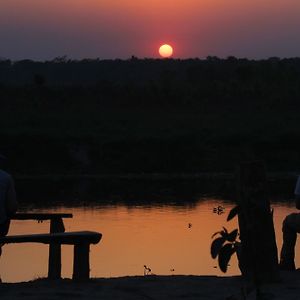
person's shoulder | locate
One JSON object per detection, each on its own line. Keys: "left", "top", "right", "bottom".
{"left": 0, "top": 169, "right": 12, "bottom": 181}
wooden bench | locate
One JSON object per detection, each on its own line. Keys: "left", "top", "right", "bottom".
{"left": 0, "top": 231, "right": 102, "bottom": 280}
{"left": 4, "top": 213, "right": 102, "bottom": 279}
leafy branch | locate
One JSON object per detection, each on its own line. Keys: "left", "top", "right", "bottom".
{"left": 211, "top": 205, "right": 240, "bottom": 273}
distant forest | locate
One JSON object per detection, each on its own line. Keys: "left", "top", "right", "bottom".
{"left": 1, "top": 57, "right": 300, "bottom": 175}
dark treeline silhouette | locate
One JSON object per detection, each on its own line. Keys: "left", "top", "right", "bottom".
{"left": 1, "top": 57, "right": 300, "bottom": 175}
{"left": 1, "top": 56, "right": 300, "bottom": 88}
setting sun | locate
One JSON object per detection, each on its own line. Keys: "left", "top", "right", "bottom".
{"left": 159, "top": 44, "right": 173, "bottom": 58}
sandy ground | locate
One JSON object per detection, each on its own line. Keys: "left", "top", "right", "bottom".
{"left": 1, "top": 271, "right": 300, "bottom": 300}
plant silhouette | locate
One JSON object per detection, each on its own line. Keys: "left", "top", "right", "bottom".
{"left": 211, "top": 205, "right": 239, "bottom": 272}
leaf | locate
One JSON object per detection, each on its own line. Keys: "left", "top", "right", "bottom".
{"left": 227, "top": 205, "right": 239, "bottom": 221}
{"left": 211, "top": 231, "right": 222, "bottom": 239}
{"left": 210, "top": 237, "right": 226, "bottom": 259}
{"left": 220, "top": 227, "right": 229, "bottom": 238}
{"left": 227, "top": 229, "right": 239, "bottom": 242}
{"left": 218, "top": 244, "right": 236, "bottom": 273}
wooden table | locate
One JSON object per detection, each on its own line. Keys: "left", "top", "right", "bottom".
{"left": 11, "top": 213, "right": 73, "bottom": 279}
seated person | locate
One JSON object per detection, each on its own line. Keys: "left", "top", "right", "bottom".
{"left": 0, "top": 155, "right": 18, "bottom": 239}
{"left": 279, "top": 176, "right": 300, "bottom": 270}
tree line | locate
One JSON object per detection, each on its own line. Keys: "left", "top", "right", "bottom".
{"left": 1, "top": 57, "right": 300, "bottom": 175}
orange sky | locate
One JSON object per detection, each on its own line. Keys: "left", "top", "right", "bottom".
{"left": 1, "top": 0, "right": 300, "bottom": 60}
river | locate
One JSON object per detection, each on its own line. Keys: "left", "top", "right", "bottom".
{"left": 0, "top": 196, "right": 297, "bottom": 283}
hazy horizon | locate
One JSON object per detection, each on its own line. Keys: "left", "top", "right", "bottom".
{"left": 1, "top": 0, "right": 300, "bottom": 60}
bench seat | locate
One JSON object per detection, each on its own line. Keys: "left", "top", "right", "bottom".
{"left": 0, "top": 231, "right": 101, "bottom": 245}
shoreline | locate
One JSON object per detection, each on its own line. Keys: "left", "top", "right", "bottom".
{"left": 14, "top": 172, "right": 300, "bottom": 180}
{"left": 1, "top": 272, "right": 300, "bottom": 300}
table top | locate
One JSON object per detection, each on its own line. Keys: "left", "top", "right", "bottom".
{"left": 11, "top": 213, "right": 73, "bottom": 220}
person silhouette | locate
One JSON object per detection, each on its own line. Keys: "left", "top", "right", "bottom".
{"left": 279, "top": 176, "right": 300, "bottom": 270}
{"left": 0, "top": 155, "right": 18, "bottom": 245}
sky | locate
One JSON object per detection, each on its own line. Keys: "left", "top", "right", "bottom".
{"left": 1, "top": 0, "right": 300, "bottom": 60}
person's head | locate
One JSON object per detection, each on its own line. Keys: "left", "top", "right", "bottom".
{"left": 295, "top": 176, "right": 300, "bottom": 196}
{"left": 0, "top": 154, "right": 7, "bottom": 169}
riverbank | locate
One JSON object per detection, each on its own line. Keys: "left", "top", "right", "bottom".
{"left": 14, "top": 172, "right": 297, "bottom": 204}
{"left": 13, "top": 171, "right": 300, "bottom": 180}
{"left": 1, "top": 271, "right": 300, "bottom": 300}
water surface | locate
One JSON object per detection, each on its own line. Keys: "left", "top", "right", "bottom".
{"left": 0, "top": 197, "right": 297, "bottom": 283}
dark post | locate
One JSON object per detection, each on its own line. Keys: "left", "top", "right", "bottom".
{"left": 48, "top": 218, "right": 65, "bottom": 279}
{"left": 73, "top": 243, "right": 90, "bottom": 281}
{"left": 237, "top": 161, "right": 279, "bottom": 283}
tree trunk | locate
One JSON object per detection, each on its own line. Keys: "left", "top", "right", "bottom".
{"left": 237, "top": 161, "right": 279, "bottom": 283}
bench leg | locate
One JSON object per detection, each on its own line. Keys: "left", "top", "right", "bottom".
{"left": 48, "top": 218, "right": 64, "bottom": 279}
{"left": 73, "top": 243, "right": 90, "bottom": 281}
{"left": 48, "top": 243, "right": 62, "bottom": 279}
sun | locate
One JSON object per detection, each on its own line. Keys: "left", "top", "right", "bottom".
{"left": 159, "top": 44, "right": 173, "bottom": 58}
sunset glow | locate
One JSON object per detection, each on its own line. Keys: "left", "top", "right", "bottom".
{"left": 2, "top": 0, "right": 300, "bottom": 294}
{"left": 159, "top": 44, "right": 173, "bottom": 58}
{"left": 1, "top": 0, "right": 300, "bottom": 59}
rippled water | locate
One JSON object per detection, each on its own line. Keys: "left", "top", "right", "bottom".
{"left": 0, "top": 197, "right": 297, "bottom": 283}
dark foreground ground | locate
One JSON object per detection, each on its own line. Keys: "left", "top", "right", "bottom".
{"left": 1, "top": 271, "right": 300, "bottom": 300}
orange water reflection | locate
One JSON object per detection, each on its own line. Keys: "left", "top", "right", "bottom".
{"left": 0, "top": 199, "right": 297, "bottom": 282}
